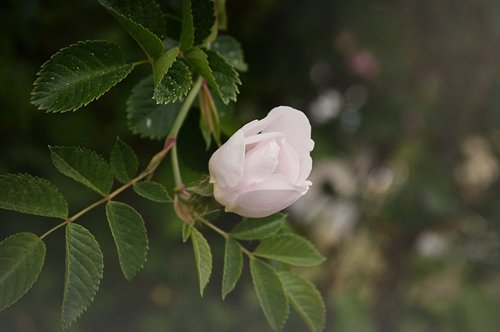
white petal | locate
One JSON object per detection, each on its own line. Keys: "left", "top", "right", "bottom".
{"left": 227, "top": 174, "right": 309, "bottom": 218}
{"left": 275, "top": 140, "right": 300, "bottom": 182}
{"left": 208, "top": 130, "right": 245, "bottom": 187}
{"left": 243, "top": 139, "right": 280, "bottom": 184}
{"left": 298, "top": 154, "right": 313, "bottom": 183}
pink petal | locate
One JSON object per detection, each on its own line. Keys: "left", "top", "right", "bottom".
{"left": 275, "top": 140, "right": 300, "bottom": 182}
{"left": 208, "top": 129, "right": 245, "bottom": 187}
{"left": 298, "top": 154, "right": 313, "bottom": 183}
{"left": 227, "top": 174, "right": 310, "bottom": 218}
{"left": 243, "top": 139, "right": 280, "bottom": 184}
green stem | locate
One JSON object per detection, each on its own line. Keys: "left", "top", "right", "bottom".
{"left": 167, "top": 76, "right": 203, "bottom": 139}
{"left": 38, "top": 75, "right": 203, "bottom": 241}
{"left": 171, "top": 144, "right": 183, "bottom": 189}
{"left": 131, "top": 59, "right": 150, "bottom": 67}
{"left": 198, "top": 217, "right": 254, "bottom": 258}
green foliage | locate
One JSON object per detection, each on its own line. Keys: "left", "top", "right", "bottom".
{"left": 153, "top": 60, "right": 193, "bottom": 104}
{"left": 212, "top": 36, "right": 248, "bottom": 72}
{"left": 98, "top": 0, "right": 166, "bottom": 58}
{"left": 231, "top": 213, "right": 286, "bottom": 240}
{"left": 215, "top": 0, "right": 227, "bottom": 30}
{"left": 106, "top": 201, "right": 149, "bottom": 280}
{"left": 127, "top": 76, "right": 181, "bottom": 139}
{"left": 153, "top": 47, "right": 179, "bottom": 87}
{"left": 0, "top": 233, "right": 46, "bottom": 311}
{"left": 180, "top": 0, "right": 195, "bottom": 51}
{"left": 50, "top": 146, "right": 114, "bottom": 196}
{"left": 31, "top": 41, "right": 134, "bottom": 113}
{"left": 191, "top": 227, "right": 212, "bottom": 296}
{"left": 185, "top": 47, "right": 240, "bottom": 104}
{"left": 133, "top": 181, "right": 171, "bottom": 202}
{"left": 254, "top": 234, "right": 325, "bottom": 267}
{"left": 62, "top": 223, "right": 103, "bottom": 329}
{"left": 278, "top": 272, "right": 326, "bottom": 332}
{"left": 110, "top": 137, "right": 138, "bottom": 183}
{"left": 199, "top": 83, "right": 221, "bottom": 148}
{"left": 250, "top": 258, "right": 289, "bottom": 331}
{"left": 0, "top": 174, "right": 68, "bottom": 219}
{"left": 182, "top": 222, "right": 193, "bottom": 242}
{"left": 222, "top": 237, "right": 243, "bottom": 299}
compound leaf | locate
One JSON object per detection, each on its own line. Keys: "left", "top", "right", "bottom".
{"left": 221, "top": 237, "right": 243, "bottom": 299}
{"left": 110, "top": 137, "right": 138, "bottom": 183}
{"left": 133, "top": 181, "right": 171, "bottom": 203}
{"left": 191, "top": 228, "right": 212, "bottom": 296}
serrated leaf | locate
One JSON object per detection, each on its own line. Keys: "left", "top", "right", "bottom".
{"left": 50, "top": 146, "right": 113, "bottom": 196}
{"left": 153, "top": 47, "right": 179, "bottom": 87}
{"left": 127, "top": 76, "right": 182, "bottom": 140}
{"left": 231, "top": 213, "right": 286, "bottom": 240}
{"left": 0, "top": 233, "right": 46, "bottom": 311}
{"left": 179, "top": 0, "right": 195, "bottom": 51}
{"left": 105, "top": 201, "right": 148, "bottom": 280}
{"left": 250, "top": 259, "right": 289, "bottom": 331}
{"left": 190, "top": 228, "right": 212, "bottom": 296}
{"left": 98, "top": 0, "right": 166, "bottom": 58}
{"left": 153, "top": 60, "right": 192, "bottom": 104}
{"left": 204, "top": 48, "right": 240, "bottom": 104}
{"left": 192, "top": 0, "right": 215, "bottom": 45}
{"left": 110, "top": 137, "right": 138, "bottom": 183}
{"left": 212, "top": 36, "right": 248, "bottom": 72}
{"left": 254, "top": 234, "right": 326, "bottom": 267}
{"left": 62, "top": 223, "right": 103, "bottom": 329}
{"left": 182, "top": 222, "right": 193, "bottom": 242}
{"left": 278, "top": 272, "right": 326, "bottom": 332}
{"left": 222, "top": 237, "right": 243, "bottom": 299}
{"left": 133, "top": 181, "right": 171, "bottom": 203}
{"left": 0, "top": 174, "right": 68, "bottom": 219}
{"left": 31, "top": 40, "right": 134, "bottom": 113}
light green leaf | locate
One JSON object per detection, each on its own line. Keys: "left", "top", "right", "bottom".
{"left": 192, "top": 0, "right": 215, "bottom": 45}
{"left": 62, "top": 223, "right": 103, "bottom": 329}
{"left": 153, "top": 60, "right": 192, "bottom": 104}
{"left": 254, "top": 234, "right": 325, "bottom": 267}
{"left": 179, "top": 0, "right": 195, "bottom": 51}
{"left": 110, "top": 137, "right": 138, "bottom": 183}
{"left": 222, "top": 237, "right": 243, "bottom": 299}
{"left": 31, "top": 40, "right": 134, "bottom": 113}
{"left": 98, "top": 0, "right": 166, "bottom": 58}
{"left": 250, "top": 259, "right": 289, "bottom": 331}
{"left": 212, "top": 36, "right": 248, "bottom": 72}
{"left": 0, "top": 233, "right": 46, "bottom": 311}
{"left": 0, "top": 174, "right": 68, "bottom": 219}
{"left": 105, "top": 201, "right": 148, "bottom": 280}
{"left": 133, "top": 181, "right": 171, "bottom": 203}
{"left": 185, "top": 47, "right": 216, "bottom": 86}
{"left": 153, "top": 47, "right": 179, "bottom": 87}
{"left": 204, "top": 48, "right": 240, "bottom": 104}
{"left": 50, "top": 146, "right": 113, "bottom": 196}
{"left": 127, "top": 76, "right": 182, "bottom": 140}
{"left": 231, "top": 213, "right": 286, "bottom": 240}
{"left": 278, "top": 272, "right": 326, "bottom": 332}
{"left": 182, "top": 222, "right": 193, "bottom": 242}
{"left": 191, "top": 228, "right": 212, "bottom": 296}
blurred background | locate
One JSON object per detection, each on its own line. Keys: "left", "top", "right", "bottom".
{"left": 2, "top": 0, "right": 500, "bottom": 331}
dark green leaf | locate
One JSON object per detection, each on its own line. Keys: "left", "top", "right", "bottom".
{"left": 153, "top": 47, "right": 179, "bottom": 87}
{"left": 133, "top": 181, "right": 171, "bottom": 203}
{"left": 192, "top": 0, "right": 215, "bottom": 45}
{"left": 250, "top": 259, "right": 289, "bottom": 331}
{"left": 165, "top": 14, "right": 182, "bottom": 41}
{"left": 212, "top": 36, "right": 248, "bottom": 72}
{"left": 185, "top": 47, "right": 215, "bottom": 85}
{"left": 31, "top": 41, "right": 134, "bottom": 113}
{"left": 204, "top": 48, "right": 240, "bottom": 104}
{"left": 110, "top": 137, "right": 138, "bottom": 183}
{"left": 0, "top": 233, "right": 46, "bottom": 311}
{"left": 0, "top": 174, "right": 68, "bottom": 219}
{"left": 222, "top": 237, "right": 243, "bottom": 299}
{"left": 179, "top": 0, "right": 195, "bottom": 51}
{"left": 231, "top": 213, "right": 286, "bottom": 240}
{"left": 98, "top": 0, "right": 166, "bottom": 58}
{"left": 153, "top": 60, "right": 192, "bottom": 104}
{"left": 278, "top": 272, "right": 326, "bottom": 332}
{"left": 50, "top": 146, "right": 113, "bottom": 196}
{"left": 105, "top": 201, "right": 148, "bottom": 280}
{"left": 254, "top": 234, "right": 326, "bottom": 267}
{"left": 127, "top": 76, "right": 182, "bottom": 140}
{"left": 62, "top": 224, "right": 103, "bottom": 329}
{"left": 191, "top": 228, "right": 212, "bottom": 296}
